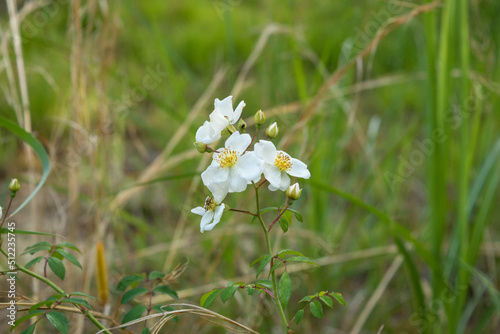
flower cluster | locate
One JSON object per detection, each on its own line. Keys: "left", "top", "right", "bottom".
{"left": 191, "top": 96, "right": 311, "bottom": 232}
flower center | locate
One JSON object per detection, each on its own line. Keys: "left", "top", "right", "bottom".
{"left": 274, "top": 152, "right": 292, "bottom": 172}
{"left": 204, "top": 197, "right": 216, "bottom": 211}
{"left": 216, "top": 148, "right": 238, "bottom": 168}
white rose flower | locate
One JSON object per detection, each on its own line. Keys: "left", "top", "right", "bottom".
{"left": 195, "top": 96, "right": 245, "bottom": 144}
{"left": 201, "top": 131, "right": 262, "bottom": 202}
{"left": 254, "top": 140, "right": 311, "bottom": 191}
{"left": 191, "top": 197, "right": 225, "bottom": 233}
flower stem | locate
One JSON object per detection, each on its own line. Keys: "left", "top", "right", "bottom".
{"left": 228, "top": 208, "right": 257, "bottom": 216}
{"left": 253, "top": 183, "right": 288, "bottom": 333}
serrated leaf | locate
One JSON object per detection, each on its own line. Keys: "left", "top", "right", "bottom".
{"left": 287, "top": 256, "right": 318, "bottom": 266}
{"left": 294, "top": 309, "right": 304, "bottom": 325}
{"left": 61, "top": 297, "right": 93, "bottom": 310}
{"left": 70, "top": 292, "right": 97, "bottom": 300}
{"left": 310, "top": 300, "right": 324, "bottom": 318}
{"left": 148, "top": 271, "right": 164, "bottom": 280}
{"left": 250, "top": 255, "right": 269, "bottom": 267}
{"left": 20, "top": 323, "right": 36, "bottom": 334}
{"left": 153, "top": 285, "right": 178, "bottom": 299}
{"left": 299, "top": 295, "right": 313, "bottom": 303}
{"left": 13, "top": 310, "right": 45, "bottom": 327}
{"left": 200, "top": 289, "right": 222, "bottom": 308}
{"left": 117, "top": 275, "right": 144, "bottom": 291}
{"left": 121, "top": 287, "right": 149, "bottom": 304}
{"left": 279, "top": 219, "right": 289, "bottom": 233}
{"left": 25, "top": 256, "right": 44, "bottom": 269}
{"left": 57, "top": 242, "right": 81, "bottom": 253}
{"left": 277, "top": 249, "right": 304, "bottom": 257}
{"left": 254, "top": 279, "right": 273, "bottom": 290}
{"left": 221, "top": 285, "right": 239, "bottom": 303}
{"left": 55, "top": 249, "right": 82, "bottom": 269}
{"left": 29, "top": 300, "right": 53, "bottom": 312}
{"left": 331, "top": 292, "right": 346, "bottom": 306}
{"left": 278, "top": 272, "right": 291, "bottom": 310}
{"left": 46, "top": 311, "right": 70, "bottom": 334}
{"left": 47, "top": 257, "right": 66, "bottom": 280}
{"left": 255, "top": 255, "right": 273, "bottom": 278}
{"left": 320, "top": 295, "right": 334, "bottom": 308}
{"left": 122, "top": 305, "right": 147, "bottom": 325}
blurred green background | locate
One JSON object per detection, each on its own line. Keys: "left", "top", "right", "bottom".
{"left": 1, "top": 0, "right": 499, "bottom": 333}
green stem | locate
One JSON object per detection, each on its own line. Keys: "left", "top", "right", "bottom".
{"left": 0, "top": 247, "right": 112, "bottom": 334}
{"left": 253, "top": 183, "right": 288, "bottom": 333}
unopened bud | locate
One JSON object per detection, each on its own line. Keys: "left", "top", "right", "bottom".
{"left": 254, "top": 110, "right": 266, "bottom": 125}
{"left": 194, "top": 142, "right": 207, "bottom": 153}
{"left": 237, "top": 119, "right": 247, "bottom": 132}
{"left": 9, "top": 178, "right": 20, "bottom": 193}
{"left": 286, "top": 183, "right": 302, "bottom": 200}
{"left": 266, "top": 122, "right": 279, "bottom": 139}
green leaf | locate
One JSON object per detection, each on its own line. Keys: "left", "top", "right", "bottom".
{"left": 320, "top": 295, "right": 334, "bottom": 308}
{"left": 122, "top": 305, "right": 147, "bottom": 325}
{"left": 287, "top": 256, "right": 318, "bottom": 266}
{"left": 25, "top": 242, "right": 52, "bottom": 251}
{"left": 47, "top": 257, "right": 66, "bottom": 280}
{"left": 117, "top": 275, "right": 145, "bottom": 291}
{"left": 221, "top": 285, "right": 239, "bottom": 303}
{"left": 20, "top": 323, "right": 37, "bottom": 334}
{"left": 331, "top": 292, "right": 346, "bottom": 306}
{"left": 70, "top": 292, "right": 97, "bottom": 300}
{"left": 1, "top": 228, "right": 55, "bottom": 236}
{"left": 287, "top": 208, "right": 303, "bottom": 222}
{"left": 148, "top": 271, "right": 164, "bottom": 280}
{"left": 246, "top": 287, "right": 255, "bottom": 295}
{"left": 57, "top": 242, "right": 81, "bottom": 253}
{"left": 254, "top": 279, "right": 273, "bottom": 290}
{"left": 23, "top": 246, "right": 52, "bottom": 255}
{"left": 294, "top": 309, "right": 304, "bottom": 325}
{"left": 279, "top": 218, "right": 289, "bottom": 233}
{"left": 258, "top": 207, "right": 279, "bottom": 215}
{"left": 141, "top": 328, "right": 150, "bottom": 334}
{"left": 153, "top": 285, "right": 178, "bottom": 299}
{"left": 200, "top": 289, "right": 222, "bottom": 308}
{"left": 250, "top": 255, "right": 269, "bottom": 267}
{"left": 0, "top": 115, "right": 50, "bottom": 217}
{"left": 13, "top": 310, "right": 44, "bottom": 327}
{"left": 29, "top": 300, "right": 53, "bottom": 312}
{"left": 25, "top": 256, "right": 44, "bottom": 269}
{"left": 61, "top": 297, "right": 93, "bottom": 310}
{"left": 278, "top": 272, "right": 291, "bottom": 310}
{"left": 46, "top": 311, "right": 70, "bottom": 334}
{"left": 299, "top": 295, "right": 313, "bottom": 303}
{"left": 270, "top": 261, "right": 282, "bottom": 274}
{"left": 277, "top": 249, "right": 304, "bottom": 257}
{"left": 55, "top": 249, "right": 82, "bottom": 269}
{"left": 255, "top": 255, "right": 273, "bottom": 278}
{"left": 121, "top": 287, "right": 149, "bottom": 304}
{"left": 281, "top": 209, "right": 293, "bottom": 224}
{"left": 309, "top": 300, "right": 323, "bottom": 318}
{"left": 151, "top": 305, "right": 178, "bottom": 321}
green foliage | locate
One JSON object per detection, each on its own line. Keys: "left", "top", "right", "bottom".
{"left": 121, "top": 287, "right": 149, "bottom": 304}
{"left": 46, "top": 311, "right": 70, "bottom": 334}
{"left": 122, "top": 305, "right": 148, "bottom": 325}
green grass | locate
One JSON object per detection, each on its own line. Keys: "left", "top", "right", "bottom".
{"left": 1, "top": 0, "right": 499, "bottom": 333}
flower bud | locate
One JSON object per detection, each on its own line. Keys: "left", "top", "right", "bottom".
{"left": 254, "top": 110, "right": 266, "bottom": 125}
{"left": 237, "top": 119, "right": 247, "bottom": 132}
{"left": 286, "top": 183, "right": 302, "bottom": 200}
{"left": 226, "top": 124, "right": 237, "bottom": 135}
{"left": 9, "top": 178, "right": 20, "bottom": 193}
{"left": 194, "top": 142, "right": 207, "bottom": 153}
{"left": 266, "top": 122, "right": 279, "bottom": 139}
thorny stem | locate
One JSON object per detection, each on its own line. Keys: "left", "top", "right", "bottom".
{"left": 0, "top": 248, "right": 112, "bottom": 334}
{"left": 253, "top": 182, "right": 288, "bottom": 333}
{"left": 268, "top": 204, "right": 290, "bottom": 232}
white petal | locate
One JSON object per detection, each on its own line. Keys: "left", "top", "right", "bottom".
{"left": 215, "top": 96, "right": 234, "bottom": 119}
{"left": 231, "top": 100, "right": 245, "bottom": 123}
{"left": 263, "top": 164, "right": 282, "bottom": 188}
{"left": 268, "top": 184, "right": 279, "bottom": 191}
{"left": 255, "top": 140, "right": 277, "bottom": 165}
{"left": 228, "top": 169, "right": 248, "bottom": 193}
{"left": 203, "top": 204, "right": 225, "bottom": 232}
{"left": 224, "top": 132, "right": 251, "bottom": 153}
{"left": 209, "top": 109, "right": 229, "bottom": 131}
{"left": 201, "top": 164, "right": 229, "bottom": 185}
{"left": 278, "top": 172, "right": 291, "bottom": 191}
{"left": 195, "top": 121, "right": 220, "bottom": 144}
{"left": 200, "top": 210, "right": 215, "bottom": 233}
{"left": 207, "top": 181, "right": 229, "bottom": 203}
{"left": 236, "top": 152, "right": 263, "bottom": 181}
{"left": 191, "top": 207, "right": 206, "bottom": 216}
{"left": 288, "top": 158, "right": 311, "bottom": 179}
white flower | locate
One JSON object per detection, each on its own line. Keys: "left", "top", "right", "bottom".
{"left": 201, "top": 131, "right": 262, "bottom": 202}
{"left": 191, "top": 197, "right": 225, "bottom": 233}
{"left": 0, "top": 206, "right": 2, "bottom": 220}
{"left": 254, "top": 140, "right": 311, "bottom": 191}
{"left": 195, "top": 96, "right": 245, "bottom": 144}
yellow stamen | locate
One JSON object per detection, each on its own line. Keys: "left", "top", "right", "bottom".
{"left": 274, "top": 152, "right": 292, "bottom": 172}
{"left": 204, "top": 197, "right": 216, "bottom": 211}
{"left": 215, "top": 148, "right": 238, "bottom": 168}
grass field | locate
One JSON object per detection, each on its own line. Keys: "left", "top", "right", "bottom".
{"left": 1, "top": 0, "right": 499, "bottom": 333}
